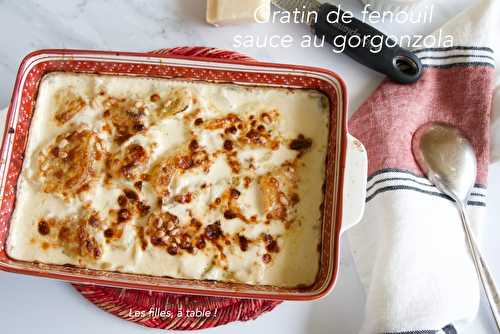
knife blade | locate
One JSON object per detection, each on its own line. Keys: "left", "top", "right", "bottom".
{"left": 272, "top": 0, "right": 422, "bottom": 84}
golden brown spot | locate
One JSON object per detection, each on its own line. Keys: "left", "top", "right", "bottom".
{"left": 174, "top": 193, "right": 192, "bottom": 204}
{"left": 190, "top": 218, "right": 202, "bottom": 229}
{"left": 158, "top": 88, "right": 191, "bottom": 117}
{"left": 54, "top": 91, "right": 86, "bottom": 125}
{"left": 289, "top": 134, "right": 312, "bottom": 151}
{"left": 260, "top": 112, "right": 272, "bottom": 123}
{"left": 225, "top": 126, "right": 237, "bottom": 134}
{"left": 224, "top": 210, "right": 237, "bottom": 220}
{"left": 189, "top": 139, "right": 199, "bottom": 151}
{"left": 137, "top": 226, "right": 148, "bottom": 250}
{"left": 264, "top": 234, "right": 280, "bottom": 253}
{"left": 87, "top": 214, "right": 100, "bottom": 228}
{"left": 117, "top": 209, "right": 131, "bottom": 222}
{"left": 203, "top": 113, "right": 241, "bottom": 130}
{"left": 150, "top": 93, "right": 160, "bottom": 102}
{"left": 223, "top": 140, "right": 233, "bottom": 151}
{"left": 124, "top": 188, "right": 139, "bottom": 202}
{"left": 262, "top": 253, "right": 272, "bottom": 264}
{"left": 258, "top": 167, "right": 297, "bottom": 221}
{"left": 134, "top": 181, "right": 143, "bottom": 191}
{"left": 104, "top": 228, "right": 114, "bottom": 238}
{"left": 230, "top": 188, "right": 240, "bottom": 199}
{"left": 205, "top": 222, "right": 222, "bottom": 240}
{"left": 179, "top": 234, "right": 194, "bottom": 253}
{"left": 245, "top": 129, "right": 261, "bottom": 143}
{"left": 117, "top": 195, "right": 128, "bottom": 207}
{"left": 238, "top": 235, "right": 249, "bottom": 251}
{"left": 38, "top": 129, "right": 102, "bottom": 198}
{"left": 196, "top": 238, "right": 206, "bottom": 250}
{"left": 118, "top": 144, "right": 149, "bottom": 180}
{"left": 177, "top": 156, "right": 194, "bottom": 170}
{"left": 50, "top": 146, "right": 60, "bottom": 157}
{"left": 104, "top": 97, "right": 147, "bottom": 143}
{"left": 38, "top": 220, "right": 50, "bottom": 235}
{"left": 227, "top": 155, "right": 240, "bottom": 174}
{"left": 150, "top": 157, "right": 176, "bottom": 196}
{"left": 167, "top": 244, "right": 179, "bottom": 255}
{"left": 243, "top": 176, "right": 252, "bottom": 188}
{"left": 58, "top": 226, "right": 70, "bottom": 241}
{"left": 137, "top": 201, "right": 151, "bottom": 217}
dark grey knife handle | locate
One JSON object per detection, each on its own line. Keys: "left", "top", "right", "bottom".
{"left": 314, "top": 3, "right": 422, "bottom": 84}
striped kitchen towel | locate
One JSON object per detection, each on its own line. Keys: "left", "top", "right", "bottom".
{"left": 347, "top": 0, "right": 500, "bottom": 333}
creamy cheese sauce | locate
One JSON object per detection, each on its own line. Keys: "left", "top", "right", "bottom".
{"left": 6, "top": 72, "right": 330, "bottom": 287}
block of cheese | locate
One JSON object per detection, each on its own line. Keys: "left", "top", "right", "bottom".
{"left": 207, "top": 0, "right": 270, "bottom": 26}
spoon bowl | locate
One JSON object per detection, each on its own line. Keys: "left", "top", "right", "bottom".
{"left": 412, "top": 122, "right": 477, "bottom": 202}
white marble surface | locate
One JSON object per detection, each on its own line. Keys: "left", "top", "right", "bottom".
{"left": 0, "top": 0, "right": 499, "bottom": 333}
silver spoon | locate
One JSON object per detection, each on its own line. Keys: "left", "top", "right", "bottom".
{"left": 412, "top": 122, "right": 500, "bottom": 332}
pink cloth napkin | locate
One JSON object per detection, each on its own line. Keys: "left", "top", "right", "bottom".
{"left": 347, "top": 0, "right": 500, "bottom": 333}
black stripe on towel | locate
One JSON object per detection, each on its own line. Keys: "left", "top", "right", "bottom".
{"left": 413, "top": 46, "right": 494, "bottom": 53}
{"left": 382, "top": 323, "right": 457, "bottom": 334}
{"left": 366, "top": 185, "right": 486, "bottom": 207}
{"left": 422, "top": 62, "right": 495, "bottom": 69}
{"left": 412, "top": 45, "right": 495, "bottom": 69}
{"left": 367, "top": 168, "right": 486, "bottom": 189}
{"left": 367, "top": 177, "right": 486, "bottom": 199}
{"left": 442, "top": 324, "right": 458, "bottom": 334}
{"left": 367, "top": 178, "right": 486, "bottom": 199}
{"left": 367, "top": 177, "right": 436, "bottom": 192}
{"left": 419, "top": 54, "right": 495, "bottom": 61}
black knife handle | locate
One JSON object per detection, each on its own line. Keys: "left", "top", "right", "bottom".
{"left": 314, "top": 3, "right": 422, "bottom": 84}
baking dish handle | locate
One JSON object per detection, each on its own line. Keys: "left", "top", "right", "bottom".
{"left": 341, "top": 134, "right": 368, "bottom": 234}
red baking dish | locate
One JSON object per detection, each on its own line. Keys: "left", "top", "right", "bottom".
{"left": 0, "top": 48, "right": 349, "bottom": 301}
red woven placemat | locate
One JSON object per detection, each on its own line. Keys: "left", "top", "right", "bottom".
{"left": 72, "top": 47, "right": 281, "bottom": 331}
{"left": 73, "top": 284, "right": 281, "bottom": 330}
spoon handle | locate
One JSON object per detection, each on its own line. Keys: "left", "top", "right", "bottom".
{"left": 458, "top": 203, "right": 500, "bottom": 332}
